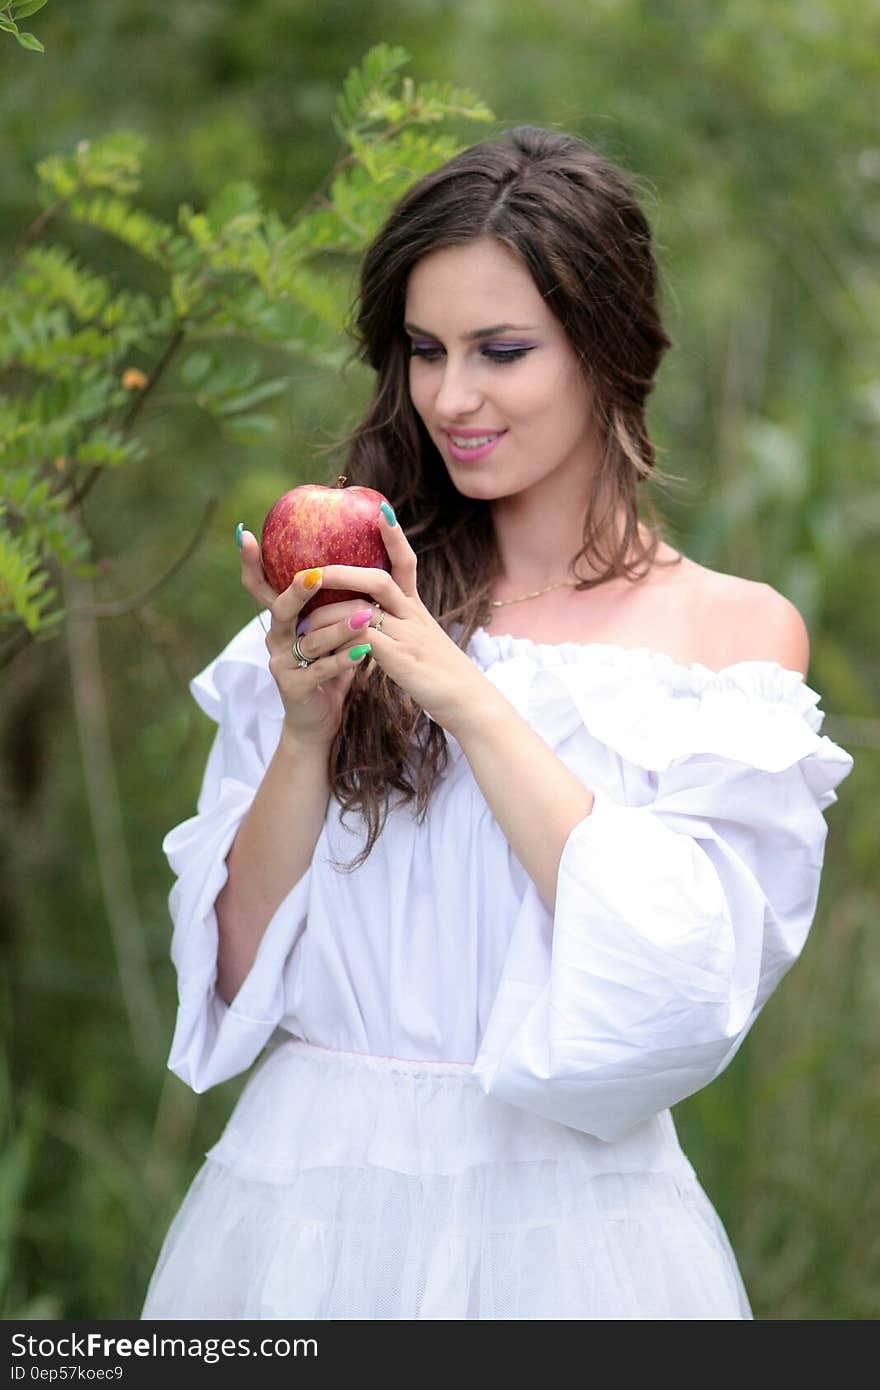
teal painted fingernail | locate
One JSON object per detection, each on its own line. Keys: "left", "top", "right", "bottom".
{"left": 349, "top": 643, "right": 372, "bottom": 661}
{"left": 235, "top": 522, "right": 244, "bottom": 549}
{"left": 379, "top": 501, "right": 396, "bottom": 527}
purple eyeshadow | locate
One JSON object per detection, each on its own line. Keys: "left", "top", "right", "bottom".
{"left": 410, "top": 340, "right": 535, "bottom": 351}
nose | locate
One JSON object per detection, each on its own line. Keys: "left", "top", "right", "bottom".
{"left": 432, "top": 356, "right": 483, "bottom": 419}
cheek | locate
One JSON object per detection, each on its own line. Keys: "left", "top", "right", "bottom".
{"left": 544, "top": 361, "right": 594, "bottom": 429}
{"left": 504, "top": 367, "right": 593, "bottom": 451}
{"left": 504, "top": 365, "right": 567, "bottom": 426}
{"left": 408, "top": 364, "right": 431, "bottom": 417}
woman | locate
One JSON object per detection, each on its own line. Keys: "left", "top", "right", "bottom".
{"left": 141, "top": 126, "right": 853, "bottom": 1319}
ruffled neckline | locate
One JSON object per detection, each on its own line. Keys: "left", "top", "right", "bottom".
{"left": 193, "top": 613, "right": 853, "bottom": 800}
{"left": 466, "top": 624, "right": 814, "bottom": 700}
{"left": 460, "top": 623, "right": 856, "bottom": 778}
{"left": 454, "top": 622, "right": 856, "bottom": 798}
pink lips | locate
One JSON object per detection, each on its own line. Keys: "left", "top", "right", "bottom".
{"left": 444, "top": 430, "right": 507, "bottom": 463}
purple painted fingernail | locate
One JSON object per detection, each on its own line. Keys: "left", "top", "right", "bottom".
{"left": 295, "top": 616, "right": 310, "bottom": 637}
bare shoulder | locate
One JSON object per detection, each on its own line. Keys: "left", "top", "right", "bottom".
{"left": 684, "top": 560, "right": 811, "bottom": 677}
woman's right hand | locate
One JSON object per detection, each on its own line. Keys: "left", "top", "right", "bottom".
{"left": 239, "top": 527, "right": 375, "bottom": 748}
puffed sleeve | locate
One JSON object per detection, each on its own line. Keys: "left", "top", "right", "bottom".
{"left": 162, "top": 612, "right": 313, "bottom": 1093}
{"left": 471, "top": 655, "right": 854, "bottom": 1143}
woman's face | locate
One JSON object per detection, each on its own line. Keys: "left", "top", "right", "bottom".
{"left": 404, "top": 238, "right": 602, "bottom": 503}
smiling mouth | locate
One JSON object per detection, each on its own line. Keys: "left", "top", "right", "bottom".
{"left": 448, "top": 433, "right": 502, "bottom": 449}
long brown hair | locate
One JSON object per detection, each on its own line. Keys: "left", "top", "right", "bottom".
{"left": 323, "top": 124, "right": 680, "bottom": 871}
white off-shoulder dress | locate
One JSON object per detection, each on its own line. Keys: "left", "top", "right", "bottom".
{"left": 141, "top": 615, "right": 853, "bottom": 1321}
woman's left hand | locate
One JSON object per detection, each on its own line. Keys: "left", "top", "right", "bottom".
{"left": 313, "top": 505, "right": 498, "bottom": 740}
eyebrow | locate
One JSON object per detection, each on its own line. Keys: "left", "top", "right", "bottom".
{"left": 404, "top": 321, "right": 538, "bottom": 341}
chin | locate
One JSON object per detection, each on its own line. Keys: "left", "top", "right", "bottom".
{"left": 446, "top": 471, "right": 503, "bottom": 499}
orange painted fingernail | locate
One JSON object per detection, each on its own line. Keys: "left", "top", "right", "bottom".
{"left": 295, "top": 568, "right": 322, "bottom": 589}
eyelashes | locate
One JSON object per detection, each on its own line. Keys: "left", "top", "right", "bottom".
{"left": 409, "top": 345, "right": 534, "bottom": 365}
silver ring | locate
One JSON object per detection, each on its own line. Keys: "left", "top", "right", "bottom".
{"left": 292, "top": 634, "right": 313, "bottom": 668}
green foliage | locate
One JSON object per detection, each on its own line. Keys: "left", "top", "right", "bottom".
{"left": 0, "top": 45, "right": 494, "bottom": 635}
{"left": 0, "top": 1068, "right": 48, "bottom": 1315}
{"left": 333, "top": 43, "right": 492, "bottom": 139}
{"left": 1, "top": 0, "right": 48, "bottom": 53}
{"left": 36, "top": 132, "right": 147, "bottom": 201}
{"left": 0, "top": 521, "right": 56, "bottom": 632}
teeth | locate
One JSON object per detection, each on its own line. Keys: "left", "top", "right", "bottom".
{"left": 450, "top": 434, "right": 500, "bottom": 449}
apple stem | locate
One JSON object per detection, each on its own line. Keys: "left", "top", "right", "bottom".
{"left": 336, "top": 475, "right": 347, "bottom": 488}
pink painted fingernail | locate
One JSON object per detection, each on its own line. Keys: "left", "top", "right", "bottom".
{"left": 349, "top": 608, "right": 373, "bottom": 631}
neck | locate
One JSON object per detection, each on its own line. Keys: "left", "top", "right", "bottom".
{"left": 490, "top": 483, "right": 630, "bottom": 598}
{"left": 488, "top": 425, "right": 620, "bottom": 593}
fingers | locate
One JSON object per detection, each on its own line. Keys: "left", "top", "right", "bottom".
{"left": 239, "top": 529, "right": 278, "bottom": 609}
{"left": 272, "top": 567, "right": 323, "bottom": 626}
{"left": 270, "top": 635, "right": 371, "bottom": 687}
{"left": 267, "top": 592, "right": 375, "bottom": 662}
{"left": 239, "top": 533, "right": 325, "bottom": 632}
{"left": 300, "top": 598, "right": 376, "bottom": 631}
{"left": 241, "top": 502, "right": 415, "bottom": 613}
{"left": 315, "top": 565, "right": 405, "bottom": 613}
{"left": 377, "top": 504, "right": 419, "bottom": 597}
{"left": 238, "top": 531, "right": 328, "bottom": 627}
{"left": 237, "top": 529, "right": 375, "bottom": 713}
{"left": 283, "top": 604, "right": 375, "bottom": 666}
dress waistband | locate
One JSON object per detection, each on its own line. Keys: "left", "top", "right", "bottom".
{"left": 206, "top": 1032, "right": 698, "bottom": 1184}
{"left": 284, "top": 1036, "right": 477, "bottom": 1079}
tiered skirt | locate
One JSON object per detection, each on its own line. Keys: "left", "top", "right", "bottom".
{"left": 141, "top": 1037, "right": 752, "bottom": 1320}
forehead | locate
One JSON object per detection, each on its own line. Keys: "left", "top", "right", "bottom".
{"left": 404, "top": 239, "right": 549, "bottom": 326}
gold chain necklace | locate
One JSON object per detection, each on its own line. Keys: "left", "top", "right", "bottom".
{"left": 481, "top": 577, "right": 578, "bottom": 627}
{"left": 488, "top": 578, "right": 578, "bottom": 608}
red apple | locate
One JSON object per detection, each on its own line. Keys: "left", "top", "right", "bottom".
{"left": 260, "top": 475, "right": 393, "bottom": 616}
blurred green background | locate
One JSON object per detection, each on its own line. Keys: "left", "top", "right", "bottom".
{"left": 2, "top": 0, "right": 878, "bottom": 1319}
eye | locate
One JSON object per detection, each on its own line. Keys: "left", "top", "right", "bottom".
{"left": 408, "top": 343, "right": 533, "bottom": 364}
{"left": 483, "top": 347, "right": 531, "bottom": 363}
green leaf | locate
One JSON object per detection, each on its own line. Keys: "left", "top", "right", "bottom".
{"left": 204, "top": 180, "right": 263, "bottom": 236}
{"left": 12, "top": 0, "right": 50, "bottom": 17}
{"left": 17, "top": 245, "right": 111, "bottom": 324}
{"left": 14, "top": 31, "right": 44, "bottom": 52}
{"left": 0, "top": 18, "right": 19, "bottom": 33}
{"left": 335, "top": 43, "right": 411, "bottom": 133}
{"left": 180, "top": 350, "right": 213, "bottom": 386}
{"left": 223, "top": 413, "right": 277, "bottom": 443}
{"left": 71, "top": 426, "right": 146, "bottom": 468}
{"left": 0, "top": 528, "right": 58, "bottom": 634}
{"left": 408, "top": 78, "right": 493, "bottom": 125}
{"left": 36, "top": 132, "right": 149, "bottom": 203}
{"left": 67, "top": 193, "right": 175, "bottom": 266}
{"left": 216, "top": 378, "right": 290, "bottom": 416}
{"left": 193, "top": 356, "right": 260, "bottom": 403}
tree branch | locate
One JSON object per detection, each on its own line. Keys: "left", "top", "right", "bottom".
{"left": 295, "top": 139, "right": 353, "bottom": 219}
{"left": 0, "top": 627, "right": 35, "bottom": 670}
{"left": 63, "top": 571, "right": 165, "bottom": 1071}
{"left": 66, "top": 324, "right": 187, "bottom": 509}
{"left": 0, "top": 190, "right": 78, "bottom": 284}
{"left": 76, "top": 494, "right": 217, "bottom": 617}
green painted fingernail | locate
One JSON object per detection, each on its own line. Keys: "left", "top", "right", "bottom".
{"left": 349, "top": 643, "right": 372, "bottom": 661}
{"left": 235, "top": 522, "right": 244, "bottom": 548}
{"left": 379, "top": 501, "right": 396, "bottom": 527}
